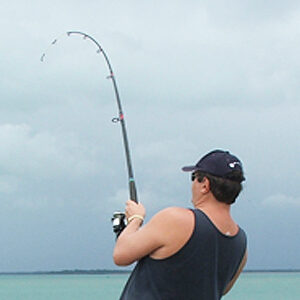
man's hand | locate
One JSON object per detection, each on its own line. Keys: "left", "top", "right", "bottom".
{"left": 125, "top": 200, "right": 146, "bottom": 222}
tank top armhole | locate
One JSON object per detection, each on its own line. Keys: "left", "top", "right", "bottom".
{"left": 149, "top": 208, "right": 197, "bottom": 262}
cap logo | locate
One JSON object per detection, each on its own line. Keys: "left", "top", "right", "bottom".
{"left": 229, "top": 161, "right": 240, "bottom": 168}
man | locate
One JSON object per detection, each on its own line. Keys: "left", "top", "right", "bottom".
{"left": 113, "top": 149, "right": 247, "bottom": 300}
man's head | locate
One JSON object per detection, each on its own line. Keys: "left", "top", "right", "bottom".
{"left": 182, "top": 150, "right": 245, "bottom": 204}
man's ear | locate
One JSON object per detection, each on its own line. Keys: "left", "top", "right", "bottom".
{"left": 201, "top": 177, "right": 210, "bottom": 193}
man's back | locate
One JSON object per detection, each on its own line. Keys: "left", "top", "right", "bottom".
{"left": 119, "top": 209, "right": 247, "bottom": 300}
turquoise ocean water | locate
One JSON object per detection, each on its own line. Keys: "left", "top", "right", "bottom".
{"left": 0, "top": 272, "right": 299, "bottom": 300}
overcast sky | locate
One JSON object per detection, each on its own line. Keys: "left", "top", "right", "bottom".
{"left": 0, "top": 0, "right": 299, "bottom": 272}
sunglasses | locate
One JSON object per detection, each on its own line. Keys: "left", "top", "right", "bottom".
{"left": 191, "top": 172, "right": 205, "bottom": 182}
{"left": 191, "top": 172, "right": 196, "bottom": 181}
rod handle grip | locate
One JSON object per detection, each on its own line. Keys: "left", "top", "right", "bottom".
{"left": 129, "top": 180, "right": 138, "bottom": 203}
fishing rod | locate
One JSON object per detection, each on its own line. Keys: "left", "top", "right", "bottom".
{"left": 41, "top": 31, "right": 138, "bottom": 203}
{"left": 41, "top": 32, "right": 138, "bottom": 236}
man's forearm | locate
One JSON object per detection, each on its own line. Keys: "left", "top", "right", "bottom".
{"left": 113, "top": 218, "right": 143, "bottom": 266}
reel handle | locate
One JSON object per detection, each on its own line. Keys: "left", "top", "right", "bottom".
{"left": 112, "top": 212, "right": 127, "bottom": 238}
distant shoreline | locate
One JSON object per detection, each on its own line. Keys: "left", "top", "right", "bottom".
{"left": 0, "top": 270, "right": 131, "bottom": 275}
{"left": 244, "top": 269, "right": 300, "bottom": 273}
{"left": 0, "top": 269, "right": 299, "bottom": 275}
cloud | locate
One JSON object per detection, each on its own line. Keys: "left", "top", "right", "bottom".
{"left": 0, "top": 176, "right": 18, "bottom": 194}
{"left": 262, "top": 194, "right": 300, "bottom": 208}
{"left": 0, "top": 123, "right": 99, "bottom": 179}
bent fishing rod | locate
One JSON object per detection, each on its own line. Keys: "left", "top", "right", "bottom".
{"left": 41, "top": 31, "right": 138, "bottom": 208}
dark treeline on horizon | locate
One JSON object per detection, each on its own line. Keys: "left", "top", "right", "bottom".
{"left": 0, "top": 269, "right": 300, "bottom": 275}
{"left": 0, "top": 269, "right": 131, "bottom": 275}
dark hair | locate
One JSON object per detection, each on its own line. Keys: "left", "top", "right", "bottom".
{"left": 194, "top": 171, "right": 244, "bottom": 204}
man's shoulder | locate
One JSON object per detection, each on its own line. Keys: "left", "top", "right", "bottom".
{"left": 148, "top": 207, "right": 195, "bottom": 259}
{"left": 156, "top": 206, "right": 192, "bottom": 215}
{"left": 151, "top": 207, "right": 194, "bottom": 225}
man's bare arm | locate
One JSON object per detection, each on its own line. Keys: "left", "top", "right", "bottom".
{"left": 113, "top": 201, "right": 193, "bottom": 266}
{"left": 113, "top": 208, "right": 171, "bottom": 266}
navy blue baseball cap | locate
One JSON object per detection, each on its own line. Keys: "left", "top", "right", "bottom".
{"left": 182, "top": 149, "right": 244, "bottom": 180}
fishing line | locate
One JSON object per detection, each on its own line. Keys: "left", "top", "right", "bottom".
{"left": 41, "top": 31, "right": 138, "bottom": 204}
{"left": 40, "top": 32, "right": 68, "bottom": 62}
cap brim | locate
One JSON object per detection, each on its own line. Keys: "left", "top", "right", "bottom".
{"left": 181, "top": 165, "right": 197, "bottom": 172}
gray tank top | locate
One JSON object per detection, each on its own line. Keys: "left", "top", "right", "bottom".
{"left": 119, "top": 209, "right": 247, "bottom": 300}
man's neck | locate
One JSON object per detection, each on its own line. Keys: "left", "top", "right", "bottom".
{"left": 194, "top": 198, "right": 238, "bottom": 236}
{"left": 194, "top": 195, "right": 231, "bottom": 214}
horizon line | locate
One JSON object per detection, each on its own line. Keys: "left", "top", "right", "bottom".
{"left": 0, "top": 268, "right": 300, "bottom": 275}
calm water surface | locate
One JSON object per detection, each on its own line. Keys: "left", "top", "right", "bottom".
{"left": 223, "top": 272, "right": 300, "bottom": 300}
{"left": 0, "top": 272, "right": 299, "bottom": 300}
